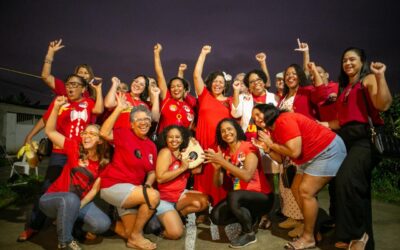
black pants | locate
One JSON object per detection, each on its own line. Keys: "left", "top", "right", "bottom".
{"left": 210, "top": 190, "right": 273, "bottom": 233}
{"left": 335, "top": 125, "right": 380, "bottom": 250}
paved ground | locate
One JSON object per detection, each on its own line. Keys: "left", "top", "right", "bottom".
{"left": 0, "top": 158, "right": 399, "bottom": 249}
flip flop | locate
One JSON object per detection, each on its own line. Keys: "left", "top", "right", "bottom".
{"left": 127, "top": 238, "right": 157, "bottom": 250}
{"left": 348, "top": 232, "right": 369, "bottom": 250}
{"left": 284, "top": 238, "right": 316, "bottom": 250}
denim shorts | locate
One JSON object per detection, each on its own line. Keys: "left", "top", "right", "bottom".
{"left": 300, "top": 135, "right": 347, "bottom": 177}
{"left": 101, "top": 183, "right": 138, "bottom": 216}
{"left": 155, "top": 190, "right": 188, "bottom": 216}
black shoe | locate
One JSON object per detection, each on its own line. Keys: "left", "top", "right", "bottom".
{"left": 229, "top": 232, "right": 257, "bottom": 248}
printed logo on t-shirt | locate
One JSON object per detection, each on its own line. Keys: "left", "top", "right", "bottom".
{"left": 172, "top": 162, "right": 180, "bottom": 170}
{"left": 79, "top": 101, "right": 88, "bottom": 109}
{"left": 183, "top": 105, "right": 190, "bottom": 113}
{"left": 148, "top": 154, "right": 154, "bottom": 164}
{"left": 187, "top": 113, "right": 194, "bottom": 122}
{"left": 169, "top": 104, "right": 177, "bottom": 111}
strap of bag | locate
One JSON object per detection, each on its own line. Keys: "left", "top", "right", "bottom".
{"left": 359, "top": 82, "right": 377, "bottom": 140}
{"left": 143, "top": 184, "right": 157, "bottom": 210}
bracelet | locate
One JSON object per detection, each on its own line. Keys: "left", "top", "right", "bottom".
{"left": 44, "top": 57, "right": 53, "bottom": 64}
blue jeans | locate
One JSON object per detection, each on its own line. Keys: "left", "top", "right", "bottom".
{"left": 39, "top": 192, "right": 111, "bottom": 244}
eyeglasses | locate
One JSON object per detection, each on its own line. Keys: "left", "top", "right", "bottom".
{"left": 80, "top": 131, "right": 99, "bottom": 137}
{"left": 249, "top": 78, "right": 263, "bottom": 85}
{"left": 65, "top": 81, "right": 83, "bottom": 88}
{"left": 133, "top": 117, "right": 152, "bottom": 123}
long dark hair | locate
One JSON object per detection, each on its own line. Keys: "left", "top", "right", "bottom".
{"left": 253, "top": 104, "right": 287, "bottom": 129}
{"left": 157, "top": 125, "right": 191, "bottom": 151}
{"left": 131, "top": 75, "right": 150, "bottom": 102}
{"left": 283, "top": 64, "right": 309, "bottom": 96}
{"left": 216, "top": 118, "right": 246, "bottom": 150}
{"left": 338, "top": 47, "right": 371, "bottom": 90}
{"left": 79, "top": 124, "right": 111, "bottom": 169}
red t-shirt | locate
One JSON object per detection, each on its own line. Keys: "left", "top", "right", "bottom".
{"left": 100, "top": 127, "right": 157, "bottom": 188}
{"left": 46, "top": 138, "right": 100, "bottom": 199}
{"left": 224, "top": 141, "right": 271, "bottom": 194}
{"left": 113, "top": 93, "right": 150, "bottom": 129}
{"left": 43, "top": 97, "right": 95, "bottom": 154}
{"left": 158, "top": 91, "right": 195, "bottom": 133}
{"left": 185, "top": 94, "right": 198, "bottom": 110}
{"left": 271, "top": 112, "right": 336, "bottom": 165}
{"left": 337, "top": 82, "right": 383, "bottom": 126}
{"left": 157, "top": 151, "right": 190, "bottom": 203}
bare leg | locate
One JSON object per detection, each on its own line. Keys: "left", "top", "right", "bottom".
{"left": 158, "top": 210, "right": 184, "bottom": 240}
{"left": 299, "top": 174, "right": 331, "bottom": 244}
{"left": 176, "top": 191, "right": 209, "bottom": 216}
{"left": 291, "top": 173, "right": 303, "bottom": 211}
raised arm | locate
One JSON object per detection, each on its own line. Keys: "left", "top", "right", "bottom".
{"left": 255, "top": 52, "right": 271, "bottom": 89}
{"left": 177, "top": 63, "right": 187, "bottom": 78}
{"left": 41, "top": 39, "right": 65, "bottom": 89}
{"left": 89, "top": 80, "right": 104, "bottom": 114}
{"left": 99, "top": 92, "right": 128, "bottom": 141}
{"left": 153, "top": 43, "right": 168, "bottom": 100}
{"left": 365, "top": 62, "right": 392, "bottom": 111}
{"left": 149, "top": 85, "right": 161, "bottom": 122}
{"left": 193, "top": 45, "right": 212, "bottom": 95}
{"left": 307, "top": 62, "right": 323, "bottom": 87}
{"left": 294, "top": 38, "right": 310, "bottom": 75}
{"left": 45, "top": 96, "right": 68, "bottom": 149}
{"left": 104, "top": 77, "right": 121, "bottom": 108}
{"left": 231, "top": 78, "right": 241, "bottom": 110}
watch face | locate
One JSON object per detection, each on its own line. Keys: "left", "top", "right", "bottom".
{"left": 188, "top": 151, "right": 198, "bottom": 160}
{"left": 134, "top": 149, "right": 142, "bottom": 159}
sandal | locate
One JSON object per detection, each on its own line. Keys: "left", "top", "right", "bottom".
{"left": 335, "top": 241, "right": 349, "bottom": 249}
{"left": 17, "top": 228, "right": 38, "bottom": 242}
{"left": 348, "top": 232, "right": 369, "bottom": 250}
{"left": 284, "top": 238, "right": 316, "bottom": 250}
{"left": 127, "top": 238, "right": 157, "bottom": 250}
{"left": 258, "top": 216, "right": 272, "bottom": 229}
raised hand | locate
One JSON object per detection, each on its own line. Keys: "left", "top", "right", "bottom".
{"left": 251, "top": 137, "right": 269, "bottom": 152}
{"left": 111, "top": 76, "right": 121, "bottom": 87}
{"left": 232, "top": 79, "right": 241, "bottom": 92}
{"left": 54, "top": 96, "right": 67, "bottom": 109}
{"left": 307, "top": 62, "right": 317, "bottom": 72}
{"left": 89, "top": 77, "right": 103, "bottom": 90}
{"left": 48, "top": 39, "right": 65, "bottom": 53}
{"left": 370, "top": 62, "right": 386, "bottom": 76}
{"left": 257, "top": 130, "right": 273, "bottom": 147}
{"left": 255, "top": 52, "right": 266, "bottom": 62}
{"left": 294, "top": 38, "right": 309, "bottom": 52}
{"left": 150, "top": 85, "right": 161, "bottom": 97}
{"left": 179, "top": 63, "right": 187, "bottom": 72}
{"left": 154, "top": 43, "right": 162, "bottom": 54}
{"left": 115, "top": 92, "right": 129, "bottom": 111}
{"left": 201, "top": 45, "right": 212, "bottom": 55}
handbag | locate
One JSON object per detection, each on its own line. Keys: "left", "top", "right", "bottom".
{"left": 360, "top": 84, "right": 400, "bottom": 159}
{"left": 37, "top": 137, "right": 53, "bottom": 157}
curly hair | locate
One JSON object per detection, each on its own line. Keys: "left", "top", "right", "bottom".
{"left": 243, "top": 69, "right": 268, "bottom": 88}
{"left": 157, "top": 125, "right": 191, "bottom": 151}
{"left": 204, "top": 71, "right": 229, "bottom": 95}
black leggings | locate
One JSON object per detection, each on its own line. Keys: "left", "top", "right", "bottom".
{"left": 210, "top": 190, "right": 273, "bottom": 233}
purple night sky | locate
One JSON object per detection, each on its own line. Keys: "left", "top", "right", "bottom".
{"left": 1, "top": 0, "right": 398, "bottom": 105}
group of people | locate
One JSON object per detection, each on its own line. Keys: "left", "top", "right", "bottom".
{"left": 16, "top": 39, "right": 392, "bottom": 250}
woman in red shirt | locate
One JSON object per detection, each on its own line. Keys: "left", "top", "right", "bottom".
{"left": 252, "top": 104, "right": 346, "bottom": 250}
{"left": 324, "top": 48, "right": 392, "bottom": 250}
{"left": 39, "top": 96, "right": 111, "bottom": 250}
{"left": 204, "top": 118, "right": 273, "bottom": 248}
{"left": 155, "top": 125, "right": 208, "bottom": 239}
{"left": 192, "top": 45, "right": 236, "bottom": 207}
{"left": 153, "top": 44, "right": 195, "bottom": 133}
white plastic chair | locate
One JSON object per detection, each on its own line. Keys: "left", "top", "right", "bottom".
{"left": 9, "top": 154, "right": 39, "bottom": 178}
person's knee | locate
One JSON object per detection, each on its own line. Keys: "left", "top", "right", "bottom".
{"left": 199, "top": 195, "right": 209, "bottom": 211}
{"left": 94, "top": 216, "right": 112, "bottom": 233}
{"left": 147, "top": 188, "right": 160, "bottom": 208}
{"left": 299, "top": 183, "right": 313, "bottom": 200}
{"left": 164, "top": 226, "right": 183, "bottom": 240}
{"left": 63, "top": 193, "right": 81, "bottom": 210}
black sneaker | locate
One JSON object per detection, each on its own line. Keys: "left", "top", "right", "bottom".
{"left": 57, "top": 240, "right": 83, "bottom": 250}
{"left": 229, "top": 232, "right": 257, "bottom": 248}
